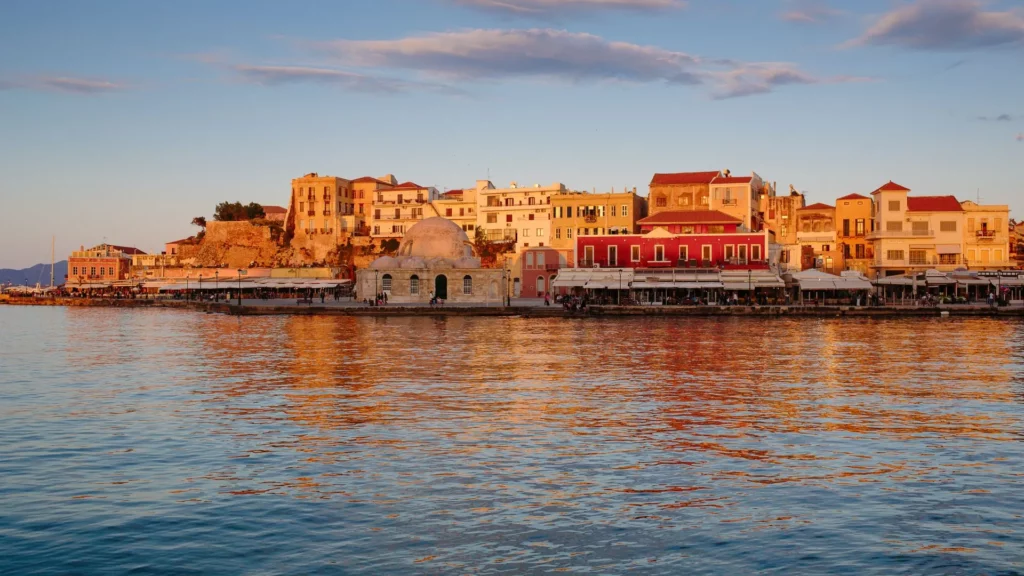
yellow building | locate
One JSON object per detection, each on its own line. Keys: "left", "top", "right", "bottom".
{"left": 648, "top": 171, "right": 720, "bottom": 216}
{"left": 961, "top": 200, "right": 1012, "bottom": 270}
{"left": 760, "top": 185, "right": 806, "bottom": 272}
{"left": 430, "top": 188, "right": 479, "bottom": 236}
{"left": 288, "top": 173, "right": 355, "bottom": 239}
{"left": 549, "top": 189, "right": 647, "bottom": 263}
{"left": 369, "top": 180, "right": 440, "bottom": 240}
{"left": 835, "top": 193, "right": 874, "bottom": 274}
{"left": 709, "top": 173, "right": 766, "bottom": 230}
{"left": 350, "top": 175, "right": 397, "bottom": 235}
{"left": 869, "top": 181, "right": 965, "bottom": 277}
{"left": 796, "top": 203, "right": 842, "bottom": 273}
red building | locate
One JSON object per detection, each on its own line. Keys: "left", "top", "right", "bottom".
{"left": 519, "top": 246, "right": 563, "bottom": 297}
{"left": 575, "top": 210, "right": 771, "bottom": 269}
{"left": 68, "top": 244, "right": 146, "bottom": 288}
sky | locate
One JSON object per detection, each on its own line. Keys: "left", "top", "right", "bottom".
{"left": 1, "top": 0, "right": 1022, "bottom": 268}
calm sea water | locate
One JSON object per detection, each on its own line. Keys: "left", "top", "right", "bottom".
{"left": 1, "top": 307, "right": 1022, "bottom": 575}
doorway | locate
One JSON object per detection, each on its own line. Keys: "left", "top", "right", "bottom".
{"left": 435, "top": 274, "right": 448, "bottom": 300}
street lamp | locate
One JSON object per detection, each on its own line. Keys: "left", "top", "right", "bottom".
{"left": 199, "top": 273, "right": 203, "bottom": 301}
{"left": 505, "top": 263, "right": 511, "bottom": 307}
{"left": 186, "top": 273, "right": 191, "bottom": 300}
{"left": 618, "top": 269, "right": 622, "bottom": 306}
{"left": 237, "top": 269, "right": 243, "bottom": 306}
{"left": 215, "top": 270, "right": 219, "bottom": 301}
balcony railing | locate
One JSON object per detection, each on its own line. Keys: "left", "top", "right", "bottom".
{"left": 976, "top": 230, "right": 996, "bottom": 239}
{"left": 874, "top": 255, "right": 963, "bottom": 267}
{"left": 584, "top": 215, "right": 598, "bottom": 223}
{"left": 721, "top": 199, "right": 738, "bottom": 206}
{"left": 307, "top": 210, "right": 315, "bottom": 216}
{"left": 867, "top": 229, "right": 934, "bottom": 240}
{"left": 323, "top": 211, "right": 332, "bottom": 216}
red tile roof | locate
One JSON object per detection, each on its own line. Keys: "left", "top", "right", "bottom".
{"left": 109, "top": 245, "right": 146, "bottom": 255}
{"left": 262, "top": 205, "right": 287, "bottom": 214}
{"left": 907, "top": 195, "right": 962, "bottom": 212}
{"left": 798, "top": 202, "right": 835, "bottom": 211}
{"left": 650, "top": 171, "right": 720, "bottom": 186}
{"left": 395, "top": 181, "right": 425, "bottom": 189}
{"left": 837, "top": 193, "right": 869, "bottom": 201}
{"left": 350, "top": 176, "right": 390, "bottom": 185}
{"left": 712, "top": 176, "right": 753, "bottom": 184}
{"left": 638, "top": 210, "right": 741, "bottom": 225}
{"left": 874, "top": 181, "right": 911, "bottom": 192}
{"left": 442, "top": 189, "right": 464, "bottom": 197}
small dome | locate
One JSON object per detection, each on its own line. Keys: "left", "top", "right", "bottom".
{"left": 426, "top": 257, "right": 455, "bottom": 269}
{"left": 370, "top": 255, "right": 399, "bottom": 269}
{"left": 454, "top": 257, "right": 481, "bottom": 269}
{"left": 399, "top": 256, "right": 426, "bottom": 269}
{"left": 397, "top": 217, "right": 473, "bottom": 260}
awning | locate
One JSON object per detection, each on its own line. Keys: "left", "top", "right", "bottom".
{"left": 991, "top": 277, "right": 1024, "bottom": 287}
{"left": 584, "top": 281, "right": 629, "bottom": 290}
{"left": 951, "top": 277, "right": 990, "bottom": 286}
{"left": 874, "top": 275, "right": 915, "bottom": 286}
{"left": 936, "top": 244, "right": 961, "bottom": 255}
{"left": 926, "top": 277, "right": 954, "bottom": 286}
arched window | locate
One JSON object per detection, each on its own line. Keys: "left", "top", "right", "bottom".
{"left": 463, "top": 275, "right": 473, "bottom": 295}
{"left": 382, "top": 274, "right": 392, "bottom": 292}
{"left": 410, "top": 275, "right": 419, "bottom": 295}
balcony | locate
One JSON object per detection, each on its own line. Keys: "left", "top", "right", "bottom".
{"left": 721, "top": 199, "right": 738, "bottom": 207}
{"left": 976, "top": 230, "right": 997, "bottom": 240}
{"left": 307, "top": 210, "right": 315, "bottom": 217}
{"left": 867, "top": 229, "right": 934, "bottom": 240}
{"left": 797, "top": 231, "right": 836, "bottom": 243}
{"left": 323, "top": 211, "right": 332, "bottom": 216}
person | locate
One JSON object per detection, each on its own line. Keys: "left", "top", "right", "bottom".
{"left": 320, "top": 291, "right": 325, "bottom": 304}
{"left": 544, "top": 292, "right": 550, "bottom": 306}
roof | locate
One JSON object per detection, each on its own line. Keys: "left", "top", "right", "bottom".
{"left": 837, "top": 193, "right": 869, "bottom": 201}
{"left": 650, "top": 171, "right": 720, "bottom": 186}
{"left": 637, "top": 210, "right": 742, "bottom": 225}
{"left": 108, "top": 245, "right": 146, "bottom": 255}
{"left": 874, "top": 181, "right": 911, "bottom": 193}
{"left": 165, "top": 238, "right": 195, "bottom": 245}
{"left": 798, "top": 202, "right": 835, "bottom": 211}
{"left": 350, "top": 176, "right": 390, "bottom": 185}
{"left": 262, "top": 205, "right": 287, "bottom": 214}
{"left": 907, "top": 195, "right": 962, "bottom": 212}
{"left": 443, "top": 189, "right": 464, "bottom": 197}
{"left": 712, "top": 176, "right": 753, "bottom": 184}
{"left": 395, "top": 181, "right": 425, "bottom": 189}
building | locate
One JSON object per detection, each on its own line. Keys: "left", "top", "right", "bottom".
{"left": 430, "top": 188, "right": 479, "bottom": 236}
{"left": 549, "top": 189, "right": 647, "bottom": 264}
{"left": 760, "top": 185, "right": 806, "bottom": 272}
{"left": 961, "top": 200, "right": 1012, "bottom": 270}
{"left": 287, "top": 173, "right": 355, "bottom": 241}
{"left": 262, "top": 205, "right": 287, "bottom": 224}
{"left": 577, "top": 210, "right": 771, "bottom": 269}
{"left": 1013, "top": 220, "right": 1024, "bottom": 267}
{"left": 68, "top": 244, "right": 145, "bottom": 288}
{"left": 476, "top": 180, "right": 566, "bottom": 252}
{"left": 355, "top": 217, "right": 504, "bottom": 304}
{"left": 835, "top": 193, "right": 874, "bottom": 274}
{"left": 869, "top": 181, "right": 965, "bottom": 277}
{"left": 369, "top": 180, "right": 440, "bottom": 241}
{"left": 709, "top": 173, "right": 765, "bottom": 231}
{"left": 519, "top": 246, "right": 564, "bottom": 298}
{"left": 350, "top": 176, "right": 396, "bottom": 234}
{"left": 647, "top": 171, "right": 720, "bottom": 217}
{"left": 795, "top": 203, "right": 841, "bottom": 273}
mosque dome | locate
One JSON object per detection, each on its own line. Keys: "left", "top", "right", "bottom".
{"left": 397, "top": 217, "right": 474, "bottom": 261}
{"left": 454, "top": 257, "right": 482, "bottom": 269}
{"left": 399, "top": 256, "right": 426, "bottom": 269}
{"left": 369, "top": 255, "right": 399, "bottom": 270}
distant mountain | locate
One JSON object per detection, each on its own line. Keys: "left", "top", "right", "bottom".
{"left": 0, "top": 261, "right": 68, "bottom": 286}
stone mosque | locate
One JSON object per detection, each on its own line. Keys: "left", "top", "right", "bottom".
{"left": 356, "top": 217, "right": 505, "bottom": 304}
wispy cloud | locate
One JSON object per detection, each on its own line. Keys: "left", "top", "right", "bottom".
{"left": 314, "top": 28, "right": 861, "bottom": 99}
{"left": 0, "top": 76, "right": 127, "bottom": 94}
{"left": 230, "top": 64, "right": 459, "bottom": 94}
{"left": 846, "top": 0, "right": 1024, "bottom": 51}
{"left": 450, "top": 0, "right": 685, "bottom": 16}
{"left": 780, "top": 0, "right": 843, "bottom": 24}
{"left": 977, "top": 113, "right": 1014, "bottom": 121}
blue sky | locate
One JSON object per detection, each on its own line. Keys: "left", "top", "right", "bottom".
{"left": 1, "top": 0, "right": 1022, "bottom": 268}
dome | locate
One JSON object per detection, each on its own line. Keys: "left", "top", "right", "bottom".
{"left": 399, "top": 256, "right": 426, "bottom": 269}
{"left": 369, "top": 255, "right": 399, "bottom": 270}
{"left": 397, "top": 217, "right": 473, "bottom": 261}
{"left": 454, "top": 257, "right": 482, "bottom": 269}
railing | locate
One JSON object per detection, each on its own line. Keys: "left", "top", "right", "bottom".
{"left": 323, "top": 211, "right": 331, "bottom": 216}
{"left": 320, "top": 228, "right": 334, "bottom": 234}
{"left": 307, "top": 210, "right": 315, "bottom": 216}
{"left": 721, "top": 199, "right": 738, "bottom": 206}
{"left": 867, "top": 229, "right": 934, "bottom": 239}
{"left": 584, "top": 215, "right": 597, "bottom": 223}
{"left": 874, "top": 255, "right": 963, "bottom": 267}
{"left": 976, "top": 230, "right": 996, "bottom": 238}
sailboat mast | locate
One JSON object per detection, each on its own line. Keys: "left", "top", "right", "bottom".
{"left": 51, "top": 236, "right": 55, "bottom": 287}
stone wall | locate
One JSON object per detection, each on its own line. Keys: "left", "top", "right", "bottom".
{"left": 188, "top": 221, "right": 281, "bottom": 269}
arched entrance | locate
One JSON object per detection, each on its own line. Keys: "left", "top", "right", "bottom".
{"left": 435, "top": 274, "right": 448, "bottom": 300}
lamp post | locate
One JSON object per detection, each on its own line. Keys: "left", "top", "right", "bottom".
{"left": 618, "top": 269, "right": 622, "bottom": 306}
{"left": 375, "top": 270, "right": 379, "bottom": 303}
{"left": 199, "top": 273, "right": 203, "bottom": 301}
{"left": 237, "top": 269, "right": 243, "bottom": 306}
{"left": 215, "top": 270, "right": 219, "bottom": 301}
{"left": 186, "top": 273, "right": 191, "bottom": 300}
{"left": 506, "top": 263, "right": 511, "bottom": 307}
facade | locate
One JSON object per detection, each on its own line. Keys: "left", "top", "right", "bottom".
{"left": 648, "top": 171, "right": 720, "bottom": 216}
{"left": 961, "top": 201, "right": 1012, "bottom": 270}
{"left": 760, "top": 187, "right": 806, "bottom": 273}
{"left": 549, "top": 190, "right": 646, "bottom": 264}
{"left": 796, "top": 203, "right": 842, "bottom": 273}
{"left": 288, "top": 173, "right": 355, "bottom": 240}
{"left": 350, "top": 175, "right": 396, "bottom": 234}
{"left": 577, "top": 210, "right": 771, "bottom": 270}
{"left": 519, "top": 246, "right": 564, "bottom": 297}
{"left": 709, "top": 174, "right": 764, "bottom": 231}
{"left": 476, "top": 180, "right": 566, "bottom": 252}
{"left": 262, "top": 205, "right": 287, "bottom": 224}
{"left": 835, "top": 194, "right": 874, "bottom": 274}
{"left": 369, "top": 181, "right": 441, "bottom": 240}
{"left": 1013, "top": 220, "right": 1024, "bottom": 267}
{"left": 430, "top": 188, "right": 479, "bottom": 236}
{"left": 869, "top": 182, "right": 965, "bottom": 277}
{"left": 68, "top": 244, "right": 145, "bottom": 287}
{"left": 355, "top": 217, "right": 504, "bottom": 304}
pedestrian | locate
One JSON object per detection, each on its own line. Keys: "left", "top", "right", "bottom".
{"left": 320, "top": 291, "right": 325, "bottom": 304}
{"left": 544, "top": 292, "right": 550, "bottom": 306}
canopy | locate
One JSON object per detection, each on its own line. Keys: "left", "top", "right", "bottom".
{"left": 990, "top": 276, "right": 1024, "bottom": 287}
{"left": 791, "top": 269, "right": 872, "bottom": 291}
{"left": 874, "top": 275, "right": 915, "bottom": 286}
{"left": 552, "top": 268, "right": 633, "bottom": 289}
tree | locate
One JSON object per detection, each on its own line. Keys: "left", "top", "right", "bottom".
{"left": 381, "top": 238, "right": 400, "bottom": 254}
{"left": 191, "top": 216, "right": 207, "bottom": 229}
{"left": 213, "top": 201, "right": 265, "bottom": 222}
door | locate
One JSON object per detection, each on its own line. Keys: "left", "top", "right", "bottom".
{"left": 435, "top": 275, "right": 448, "bottom": 300}
{"left": 537, "top": 275, "right": 545, "bottom": 297}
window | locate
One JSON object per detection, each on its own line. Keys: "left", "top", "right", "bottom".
{"left": 90, "top": 267, "right": 96, "bottom": 276}
{"left": 843, "top": 219, "right": 850, "bottom": 237}
{"left": 655, "top": 197, "right": 667, "bottom": 208}
{"left": 855, "top": 244, "right": 865, "bottom": 259}
{"left": 611, "top": 206, "right": 617, "bottom": 217}
{"left": 373, "top": 225, "right": 380, "bottom": 235}
{"left": 724, "top": 245, "right": 735, "bottom": 261}
{"left": 995, "top": 249, "right": 1003, "bottom": 262}
{"left": 459, "top": 208, "right": 465, "bottom": 217}
{"left": 940, "top": 221, "right": 957, "bottom": 232}
{"left": 382, "top": 274, "right": 392, "bottom": 292}
{"left": 529, "top": 214, "right": 535, "bottom": 221}
{"left": 887, "top": 250, "right": 905, "bottom": 261}
{"left": 410, "top": 275, "right": 420, "bottom": 295}
{"left": 843, "top": 244, "right": 851, "bottom": 258}
{"left": 702, "top": 245, "right": 712, "bottom": 262}
{"left": 584, "top": 245, "right": 594, "bottom": 265}
{"left": 708, "top": 225, "right": 725, "bottom": 234}
{"left": 886, "top": 221, "right": 903, "bottom": 232}
{"left": 609, "top": 245, "right": 618, "bottom": 267}
{"left": 394, "top": 208, "right": 400, "bottom": 219}
{"left": 463, "top": 275, "right": 473, "bottom": 295}
{"left": 467, "top": 225, "right": 474, "bottom": 231}
{"left": 855, "top": 219, "right": 865, "bottom": 236}
{"left": 751, "top": 245, "right": 761, "bottom": 261}
{"left": 939, "top": 254, "right": 958, "bottom": 265}
{"left": 526, "top": 252, "right": 534, "bottom": 266}
{"left": 487, "top": 214, "right": 497, "bottom": 224}
{"left": 967, "top": 218, "right": 976, "bottom": 233}
{"left": 523, "top": 228, "right": 530, "bottom": 237}
{"left": 555, "top": 228, "right": 561, "bottom": 239}
{"left": 506, "top": 214, "right": 513, "bottom": 223}
{"left": 631, "top": 245, "right": 641, "bottom": 262}
{"left": 909, "top": 250, "right": 927, "bottom": 265}
{"left": 299, "top": 202, "right": 305, "bottom": 211}
{"left": 446, "top": 208, "right": 453, "bottom": 217}
{"left": 822, "top": 244, "right": 831, "bottom": 253}
{"left": 109, "top": 267, "right": 114, "bottom": 276}
{"left": 528, "top": 197, "right": 536, "bottom": 205}
{"left": 911, "top": 221, "right": 929, "bottom": 233}
{"left": 679, "top": 245, "right": 688, "bottom": 262}
{"left": 72, "top": 266, "right": 78, "bottom": 275}
{"left": 374, "top": 209, "right": 381, "bottom": 219}
{"left": 995, "top": 218, "right": 1003, "bottom": 232}
{"left": 655, "top": 245, "right": 666, "bottom": 262}
{"left": 567, "top": 228, "right": 573, "bottom": 239}
{"left": 537, "top": 228, "right": 543, "bottom": 237}
{"left": 622, "top": 205, "right": 629, "bottom": 217}
{"left": 888, "top": 200, "right": 901, "bottom": 211}
{"left": 738, "top": 245, "right": 747, "bottom": 262}
{"left": 536, "top": 252, "right": 545, "bottom": 266}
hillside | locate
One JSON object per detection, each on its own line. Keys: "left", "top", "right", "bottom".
{"left": 0, "top": 261, "right": 68, "bottom": 286}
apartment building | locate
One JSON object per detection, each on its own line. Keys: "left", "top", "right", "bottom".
{"left": 549, "top": 189, "right": 647, "bottom": 264}
{"left": 68, "top": 244, "right": 145, "bottom": 287}
{"left": 431, "top": 188, "right": 479, "bottom": 236}
{"left": 476, "top": 180, "right": 566, "bottom": 252}
{"left": 648, "top": 171, "right": 720, "bottom": 217}
{"left": 961, "top": 200, "right": 1012, "bottom": 270}
{"left": 835, "top": 193, "right": 874, "bottom": 274}
{"left": 760, "top": 186, "right": 806, "bottom": 272}
{"left": 869, "top": 182, "right": 965, "bottom": 277}
{"left": 796, "top": 203, "right": 843, "bottom": 274}
{"left": 369, "top": 181, "right": 440, "bottom": 240}
{"left": 288, "top": 173, "right": 355, "bottom": 239}
{"left": 709, "top": 173, "right": 765, "bottom": 231}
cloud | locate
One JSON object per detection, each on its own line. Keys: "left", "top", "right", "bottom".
{"left": 846, "top": 0, "right": 1024, "bottom": 51}
{"left": 977, "top": 113, "right": 1014, "bottom": 121}
{"left": 230, "top": 64, "right": 459, "bottom": 94}
{"left": 780, "top": 0, "right": 843, "bottom": 24}
{"left": 314, "top": 28, "right": 857, "bottom": 98}
{"left": 1017, "top": 133, "right": 1024, "bottom": 142}
{"left": 451, "top": 0, "right": 684, "bottom": 15}
{"left": 0, "top": 76, "right": 126, "bottom": 94}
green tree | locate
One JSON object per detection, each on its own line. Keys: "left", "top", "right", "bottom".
{"left": 381, "top": 238, "right": 400, "bottom": 254}
{"left": 191, "top": 216, "right": 207, "bottom": 229}
{"left": 213, "top": 202, "right": 265, "bottom": 221}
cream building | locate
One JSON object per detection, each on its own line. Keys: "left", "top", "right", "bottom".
{"left": 476, "top": 180, "right": 567, "bottom": 252}
{"left": 709, "top": 173, "right": 765, "bottom": 231}
{"left": 430, "top": 188, "right": 479, "bottom": 236}
{"left": 356, "top": 217, "right": 505, "bottom": 304}
{"left": 796, "top": 203, "right": 841, "bottom": 273}
{"left": 869, "top": 181, "right": 965, "bottom": 277}
{"left": 369, "top": 180, "right": 440, "bottom": 241}
{"left": 351, "top": 176, "right": 396, "bottom": 234}
{"left": 961, "top": 201, "right": 1012, "bottom": 270}
{"left": 759, "top": 185, "right": 805, "bottom": 272}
